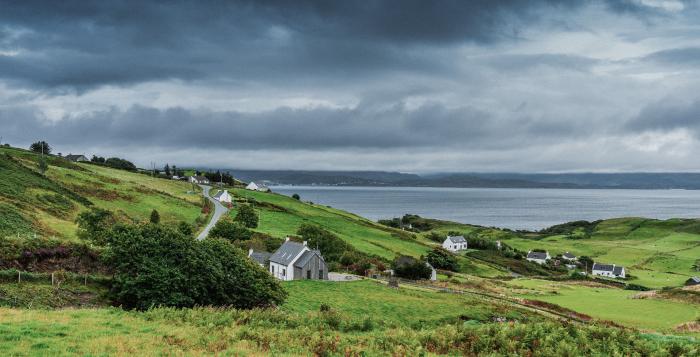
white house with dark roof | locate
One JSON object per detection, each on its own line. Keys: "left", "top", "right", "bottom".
{"left": 65, "top": 154, "right": 89, "bottom": 162}
{"left": 267, "top": 238, "right": 327, "bottom": 281}
{"left": 189, "top": 175, "right": 210, "bottom": 184}
{"left": 442, "top": 235, "right": 467, "bottom": 252}
{"left": 526, "top": 251, "right": 550, "bottom": 265}
{"left": 562, "top": 252, "right": 577, "bottom": 261}
{"left": 213, "top": 189, "right": 232, "bottom": 203}
{"left": 592, "top": 263, "right": 626, "bottom": 278}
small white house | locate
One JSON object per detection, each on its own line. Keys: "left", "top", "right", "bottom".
{"left": 213, "top": 189, "right": 233, "bottom": 203}
{"left": 246, "top": 182, "right": 260, "bottom": 191}
{"left": 526, "top": 251, "right": 550, "bottom": 265}
{"left": 561, "top": 252, "right": 577, "bottom": 261}
{"left": 592, "top": 263, "right": 626, "bottom": 279}
{"left": 442, "top": 236, "right": 468, "bottom": 252}
{"left": 189, "top": 176, "right": 210, "bottom": 184}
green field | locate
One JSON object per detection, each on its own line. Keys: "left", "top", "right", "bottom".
{"left": 223, "top": 188, "right": 432, "bottom": 259}
{"left": 0, "top": 146, "right": 205, "bottom": 242}
{"left": 506, "top": 278, "right": 700, "bottom": 335}
{"left": 501, "top": 218, "right": 700, "bottom": 288}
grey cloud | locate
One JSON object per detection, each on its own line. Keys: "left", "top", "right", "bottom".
{"left": 0, "top": 0, "right": 673, "bottom": 92}
{"left": 626, "top": 100, "right": 700, "bottom": 134}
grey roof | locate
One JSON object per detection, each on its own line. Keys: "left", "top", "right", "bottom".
{"left": 294, "top": 250, "right": 324, "bottom": 268}
{"left": 613, "top": 266, "right": 624, "bottom": 275}
{"left": 592, "top": 263, "right": 614, "bottom": 272}
{"left": 447, "top": 235, "right": 466, "bottom": 243}
{"left": 562, "top": 252, "right": 576, "bottom": 259}
{"left": 270, "top": 241, "right": 307, "bottom": 265}
{"left": 688, "top": 276, "right": 700, "bottom": 283}
{"left": 249, "top": 251, "right": 271, "bottom": 265}
{"left": 213, "top": 191, "right": 224, "bottom": 199}
{"left": 527, "top": 251, "right": 548, "bottom": 260}
{"left": 65, "top": 154, "right": 87, "bottom": 161}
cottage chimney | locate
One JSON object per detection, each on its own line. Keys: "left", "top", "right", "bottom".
{"left": 285, "top": 237, "right": 290, "bottom": 242}
{"left": 248, "top": 248, "right": 253, "bottom": 256}
{"left": 303, "top": 241, "right": 307, "bottom": 246}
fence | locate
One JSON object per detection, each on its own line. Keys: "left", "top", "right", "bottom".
{"left": 0, "top": 269, "right": 110, "bottom": 287}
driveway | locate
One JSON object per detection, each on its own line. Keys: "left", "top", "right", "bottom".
{"left": 196, "top": 184, "right": 228, "bottom": 241}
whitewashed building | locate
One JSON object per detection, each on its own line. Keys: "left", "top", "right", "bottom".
{"left": 442, "top": 235, "right": 468, "bottom": 252}
{"left": 268, "top": 238, "right": 327, "bottom": 281}
{"left": 526, "top": 251, "right": 550, "bottom": 265}
{"left": 246, "top": 182, "right": 260, "bottom": 191}
{"left": 592, "top": 263, "right": 626, "bottom": 278}
{"left": 213, "top": 189, "right": 233, "bottom": 203}
{"left": 189, "top": 175, "right": 210, "bottom": 184}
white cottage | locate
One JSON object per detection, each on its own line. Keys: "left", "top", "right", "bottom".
{"left": 592, "top": 263, "right": 626, "bottom": 278}
{"left": 213, "top": 189, "right": 233, "bottom": 203}
{"left": 442, "top": 235, "right": 468, "bottom": 252}
{"left": 246, "top": 182, "right": 260, "bottom": 191}
{"left": 268, "top": 238, "right": 328, "bottom": 281}
{"left": 526, "top": 251, "right": 550, "bottom": 265}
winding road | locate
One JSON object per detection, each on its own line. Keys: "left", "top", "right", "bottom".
{"left": 196, "top": 184, "right": 228, "bottom": 241}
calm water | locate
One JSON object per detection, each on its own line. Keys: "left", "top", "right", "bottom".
{"left": 271, "top": 186, "right": 700, "bottom": 231}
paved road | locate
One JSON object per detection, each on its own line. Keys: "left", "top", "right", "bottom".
{"left": 196, "top": 184, "right": 228, "bottom": 241}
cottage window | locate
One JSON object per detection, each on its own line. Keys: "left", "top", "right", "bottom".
{"left": 282, "top": 268, "right": 286, "bottom": 277}
{"left": 271, "top": 266, "right": 275, "bottom": 274}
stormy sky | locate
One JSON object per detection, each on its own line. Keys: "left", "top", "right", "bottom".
{"left": 2, "top": 0, "right": 700, "bottom": 172}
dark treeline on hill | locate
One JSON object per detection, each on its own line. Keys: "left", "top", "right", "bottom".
{"left": 227, "top": 169, "right": 700, "bottom": 189}
{"left": 90, "top": 155, "right": 136, "bottom": 171}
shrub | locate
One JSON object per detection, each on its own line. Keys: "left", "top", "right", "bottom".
{"left": 235, "top": 205, "right": 259, "bottom": 228}
{"left": 104, "top": 223, "right": 286, "bottom": 310}
{"left": 426, "top": 247, "right": 458, "bottom": 271}
{"left": 296, "top": 224, "right": 356, "bottom": 263}
{"left": 76, "top": 208, "right": 116, "bottom": 245}
{"left": 392, "top": 255, "right": 432, "bottom": 280}
{"left": 210, "top": 217, "right": 253, "bottom": 242}
{"left": 29, "top": 141, "right": 51, "bottom": 154}
{"left": 149, "top": 209, "right": 160, "bottom": 224}
{"left": 292, "top": 193, "right": 300, "bottom": 200}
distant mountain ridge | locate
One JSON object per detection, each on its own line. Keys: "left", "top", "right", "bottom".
{"left": 224, "top": 170, "right": 700, "bottom": 189}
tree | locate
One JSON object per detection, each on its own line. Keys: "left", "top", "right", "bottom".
{"left": 426, "top": 247, "right": 458, "bottom": 271}
{"left": 76, "top": 208, "right": 116, "bottom": 245}
{"left": 105, "top": 157, "right": 137, "bottom": 171}
{"left": 209, "top": 217, "right": 253, "bottom": 241}
{"left": 392, "top": 255, "right": 432, "bottom": 280}
{"left": 235, "top": 205, "right": 259, "bottom": 228}
{"left": 578, "top": 255, "right": 594, "bottom": 272}
{"left": 38, "top": 156, "right": 48, "bottom": 175}
{"left": 104, "top": 223, "right": 286, "bottom": 310}
{"left": 297, "top": 224, "right": 354, "bottom": 263}
{"left": 30, "top": 141, "right": 51, "bottom": 154}
{"left": 164, "top": 164, "right": 171, "bottom": 176}
{"left": 292, "top": 193, "right": 300, "bottom": 200}
{"left": 91, "top": 155, "right": 106, "bottom": 163}
{"left": 177, "top": 222, "right": 193, "bottom": 236}
{"left": 150, "top": 209, "right": 160, "bottom": 224}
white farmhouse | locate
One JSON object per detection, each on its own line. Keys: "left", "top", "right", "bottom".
{"left": 213, "top": 189, "right": 233, "bottom": 203}
{"left": 189, "top": 175, "right": 210, "bottom": 184}
{"left": 561, "top": 252, "right": 577, "bottom": 261}
{"left": 246, "top": 182, "right": 260, "bottom": 191}
{"left": 268, "top": 238, "right": 328, "bottom": 281}
{"left": 526, "top": 251, "right": 550, "bottom": 265}
{"left": 442, "top": 235, "right": 467, "bottom": 252}
{"left": 592, "top": 263, "right": 626, "bottom": 279}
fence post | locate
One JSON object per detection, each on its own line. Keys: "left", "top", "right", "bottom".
{"left": 51, "top": 273, "right": 55, "bottom": 286}
{"left": 18, "top": 270, "right": 21, "bottom": 283}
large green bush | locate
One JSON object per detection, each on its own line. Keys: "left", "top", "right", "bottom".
{"left": 426, "top": 247, "right": 458, "bottom": 271}
{"left": 209, "top": 217, "right": 253, "bottom": 241}
{"left": 104, "top": 223, "right": 285, "bottom": 310}
{"left": 235, "top": 205, "right": 259, "bottom": 228}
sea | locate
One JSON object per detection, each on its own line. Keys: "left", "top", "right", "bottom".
{"left": 270, "top": 186, "right": 700, "bottom": 231}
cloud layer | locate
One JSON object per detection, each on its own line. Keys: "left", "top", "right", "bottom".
{"left": 1, "top": 0, "right": 700, "bottom": 172}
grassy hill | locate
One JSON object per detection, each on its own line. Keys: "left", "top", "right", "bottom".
{"left": 0, "top": 146, "right": 205, "bottom": 242}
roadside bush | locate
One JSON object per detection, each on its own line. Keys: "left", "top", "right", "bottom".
{"left": 209, "top": 217, "right": 253, "bottom": 242}
{"left": 104, "top": 223, "right": 286, "bottom": 310}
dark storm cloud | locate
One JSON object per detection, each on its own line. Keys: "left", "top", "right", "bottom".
{"left": 0, "top": 0, "right": 666, "bottom": 92}
{"left": 0, "top": 101, "right": 589, "bottom": 151}
{"left": 626, "top": 100, "right": 700, "bottom": 134}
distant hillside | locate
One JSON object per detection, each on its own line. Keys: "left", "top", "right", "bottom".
{"left": 229, "top": 169, "right": 700, "bottom": 189}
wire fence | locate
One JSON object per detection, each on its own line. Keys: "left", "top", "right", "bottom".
{"left": 0, "top": 269, "right": 110, "bottom": 287}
